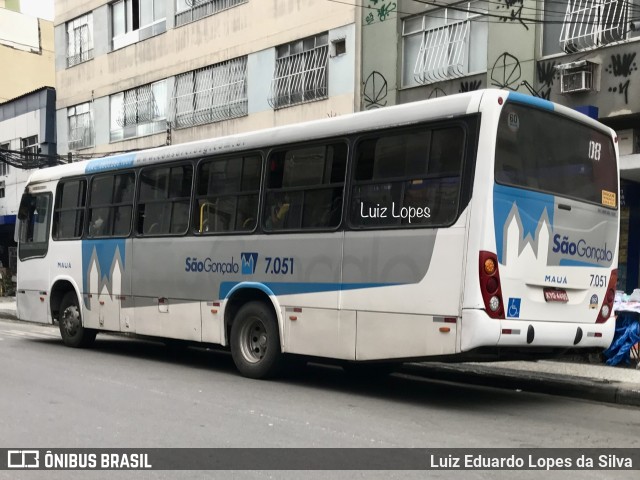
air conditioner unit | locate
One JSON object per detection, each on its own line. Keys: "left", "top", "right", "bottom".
{"left": 558, "top": 60, "right": 596, "bottom": 94}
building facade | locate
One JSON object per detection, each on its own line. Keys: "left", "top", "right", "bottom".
{"left": 0, "top": 4, "right": 56, "bottom": 274}
{"left": 0, "top": 7, "right": 55, "bottom": 102}
{"left": 360, "top": 0, "right": 640, "bottom": 293}
{"left": 54, "top": 0, "right": 360, "bottom": 157}
{"left": 0, "top": 87, "right": 57, "bottom": 270}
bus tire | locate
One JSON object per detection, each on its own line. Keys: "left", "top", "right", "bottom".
{"left": 230, "top": 301, "right": 283, "bottom": 379}
{"left": 59, "top": 291, "right": 96, "bottom": 348}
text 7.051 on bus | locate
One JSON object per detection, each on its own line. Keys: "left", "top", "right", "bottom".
{"left": 15, "top": 89, "right": 619, "bottom": 378}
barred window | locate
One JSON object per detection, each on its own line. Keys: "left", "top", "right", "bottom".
{"left": 175, "top": 0, "right": 247, "bottom": 27}
{"left": 268, "top": 33, "right": 329, "bottom": 109}
{"left": 110, "top": 80, "right": 167, "bottom": 142}
{"left": 0, "top": 143, "right": 9, "bottom": 176}
{"left": 402, "top": 2, "right": 488, "bottom": 87}
{"left": 53, "top": 179, "right": 87, "bottom": 240}
{"left": 172, "top": 57, "right": 248, "bottom": 129}
{"left": 350, "top": 126, "right": 465, "bottom": 229}
{"left": 264, "top": 143, "right": 347, "bottom": 231}
{"left": 67, "top": 13, "right": 93, "bottom": 67}
{"left": 68, "top": 102, "right": 94, "bottom": 151}
{"left": 552, "top": 0, "right": 639, "bottom": 54}
{"left": 137, "top": 164, "right": 193, "bottom": 236}
{"left": 21, "top": 136, "right": 38, "bottom": 164}
{"left": 195, "top": 155, "right": 261, "bottom": 234}
{"left": 88, "top": 172, "right": 135, "bottom": 237}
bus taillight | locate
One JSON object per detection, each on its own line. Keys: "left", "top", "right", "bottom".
{"left": 479, "top": 251, "right": 505, "bottom": 319}
{"left": 596, "top": 269, "right": 618, "bottom": 324}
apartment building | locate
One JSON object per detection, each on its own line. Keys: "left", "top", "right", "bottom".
{"left": 0, "top": 4, "right": 56, "bottom": 272}
{"left": 360, "top": 0, "right": 640, "bottom": 293}
{"left": 54, "top": 0, "right": 360, "bottom": 157}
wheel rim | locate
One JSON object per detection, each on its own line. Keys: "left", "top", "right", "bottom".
{"left": 61, "top": 305, "right": 80, "bottom": 337}
{"left": 238, "top": 317, "right": 268, "bottom": 364}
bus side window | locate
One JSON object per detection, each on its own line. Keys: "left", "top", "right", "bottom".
{"left": 194, "top": 155, "right": 261, "bottom": 234}
{"left": 264, "top": 143, "right": 347, "bottom": 231}
{"left": 88, "top": 172, "right": 135, "bottom": 238}
{"left": 351, "top": 125, "right": 464, "bottom": 228}
{"left": 138, "top": 164, "right": 192, "bottom": 236}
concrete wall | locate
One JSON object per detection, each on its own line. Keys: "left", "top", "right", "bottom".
{"left": 0, "top": 89, "right": 56, "bottom": 216}
{"left": 0, "top": 15, "right": 55, "bottom": 101}
{"left": 360, "top": 0, "right": 400, "bottom": 110}
{"left": 536, "top": 42, "right": 640, "bottom": 119}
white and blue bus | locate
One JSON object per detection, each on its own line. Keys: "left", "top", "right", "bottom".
{"left": 16, "top": 90, "right": 619, "bottom": 378}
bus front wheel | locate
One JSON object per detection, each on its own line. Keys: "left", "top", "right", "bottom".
{"left": 230, "top": 301, "right": 283, "bottom": 379}
{"left": 59, "top": 292, "right": 96, "bottom": 348}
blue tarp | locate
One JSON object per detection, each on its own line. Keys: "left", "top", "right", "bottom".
{"left": 603, "top": 313, "right": 640, "bottom": 366}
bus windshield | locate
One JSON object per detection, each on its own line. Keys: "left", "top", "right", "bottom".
{"left": 495, "top": 103, "right": 618, "bottom": 208}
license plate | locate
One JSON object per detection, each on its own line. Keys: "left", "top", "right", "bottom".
{"left": 544, "top": 288, "right": 569, "bottom": 303}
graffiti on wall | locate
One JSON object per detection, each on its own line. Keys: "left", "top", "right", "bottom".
{"left": 490, "top": 52, "right": 522, "bottom": 90}
{"left": 428, "top": 88, "right": 448, "bottom": 98}
{"left": 365, "top": 0, "right": 397, "bottom": 24}
{"left": 459, "top": 80, "right": 482, "bottom": 92}
{"left": 606, "top": 53, "right": 637, "bottom": 105}
{"left": 536, "top": 61, "right": 558, "bottom": 100}
{"left": 363, "top": 71, "right": 388, "bottom": 109}
{"left": 496, "top": 0, "right": 529, "bottom": 30}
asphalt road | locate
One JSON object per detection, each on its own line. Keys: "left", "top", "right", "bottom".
{"left": 0, "top": 318, "right": 639, "bottom": 480}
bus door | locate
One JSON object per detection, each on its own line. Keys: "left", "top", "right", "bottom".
{"left": 16, "top": 191, "right": 53, "bottom": 323}
{"left": 81, "top": 171, "right": 137, "bottom": 333}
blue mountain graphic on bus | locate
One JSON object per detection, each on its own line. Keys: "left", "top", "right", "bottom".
{"left": 241, "top": 252, "right": 258, "bottom": 275}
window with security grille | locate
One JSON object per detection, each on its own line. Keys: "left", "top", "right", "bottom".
{"left": 402, "top": 2, "right": 488, "bottom": 87}
{"left": 175, "top": 0, "right": 247, "bottom": 27}
{"left": 268, "top": 33, "right": 329, "bottom": 109}
{"left": 172, "top": 57, "right": 248, "bottom": 129}
{"left": 541, "top": 0, "right": 640, "bottom": 55}
{"left": 68, "top": 102, "right": 94, "bottom": 150}
{"left": 0, "top": 143, "right": 9, "bottom": 176}
{"left": 110, "top": 80, "right": 167, "bottom": 141}
{"left": 66, "top": 13, "right": 93, "bottom": 67}
{"left": 21, "top": 135, "right": 38, "bottom": 163}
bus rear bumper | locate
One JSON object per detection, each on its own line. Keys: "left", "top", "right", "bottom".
{"left": 460, "top": 309, "right": 616, "bottom": 352}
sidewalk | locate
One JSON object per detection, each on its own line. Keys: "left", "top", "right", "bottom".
{"left": 0, "top": 295, "right": 16, "bottom": 320}
{"left": 1, "top": 295, "right": 639, "bottom": 406}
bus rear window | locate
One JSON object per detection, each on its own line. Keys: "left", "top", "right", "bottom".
{"left": 495, "top": 103, "right": 618, "bottom": 208}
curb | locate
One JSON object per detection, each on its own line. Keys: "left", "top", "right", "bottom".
{"left": 402, "top": 363, "right": 640, "bottom": 407}
{"left": 0, "top": 310, "right": 17, "bottom": 321}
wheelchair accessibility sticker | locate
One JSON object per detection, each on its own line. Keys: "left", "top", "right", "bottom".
{"left": 507, "top": 298, "right": 521, "bottom": 318}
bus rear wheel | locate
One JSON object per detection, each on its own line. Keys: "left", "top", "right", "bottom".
{"left": 59, "top": 292, "right": 96, "bottom": 348}
{"left": 230, "top": 301, "right": 283, "bottom": 379}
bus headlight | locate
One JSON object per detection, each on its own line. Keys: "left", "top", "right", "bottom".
{"left": 489, "top": 296, "right": 500, "bottom": 312}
